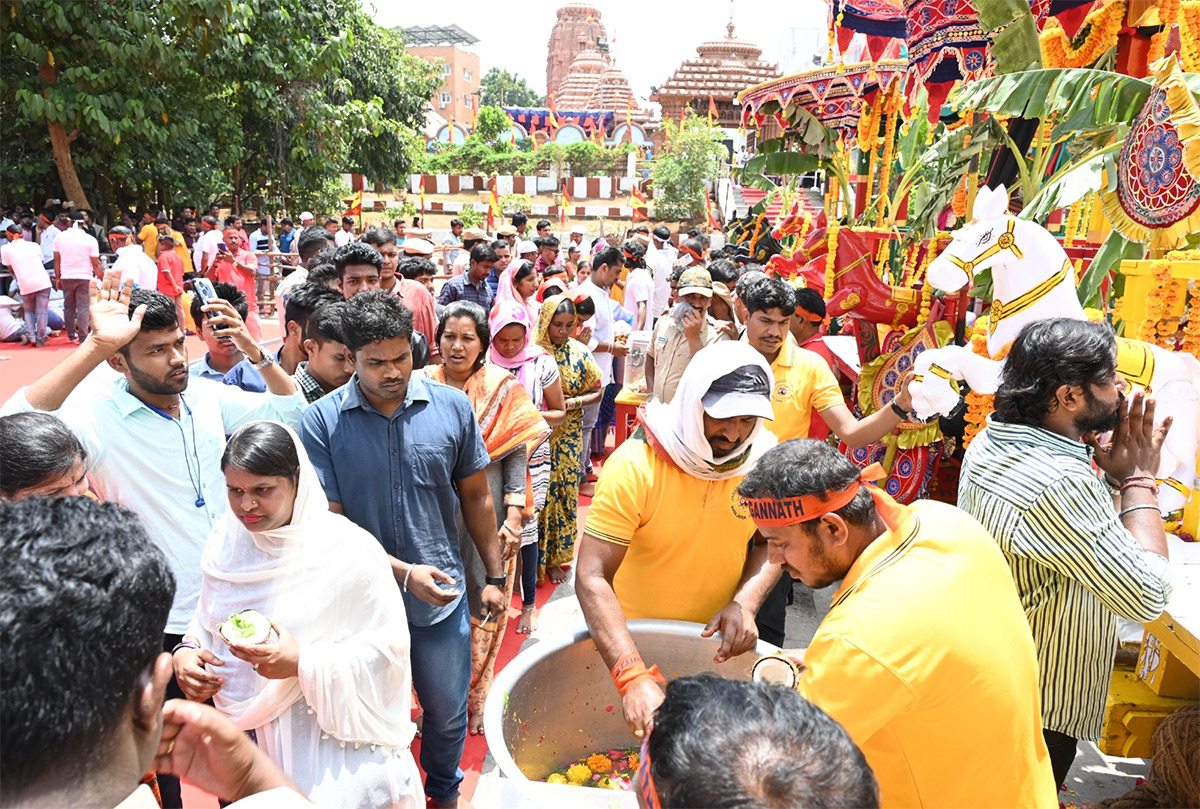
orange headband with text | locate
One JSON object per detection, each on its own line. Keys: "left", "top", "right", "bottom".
{"left": 743, "top": 463, "right": 901, "bottom": 527}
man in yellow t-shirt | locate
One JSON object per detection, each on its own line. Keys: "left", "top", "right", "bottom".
{"left": 738, "top": 440, "right": 1058, "bottom": 809}
{"left": 577, "top": 342, "right": 784, "bottom": 739}
{"left": 136, "top": 211, "right": 161, "bottom": 260}
{"left": 741, "top": 277, "right": 914, "bottom": 445}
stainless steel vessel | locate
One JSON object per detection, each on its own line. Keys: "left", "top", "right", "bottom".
{"left": 484, "top": 619, "right": 780, "bottom": 782}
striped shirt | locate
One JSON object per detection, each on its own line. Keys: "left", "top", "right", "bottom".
{"left": 437, "top": 272, "right": 494, "bottom": 310}
{"left": 958, "top": 417, "right": 1173, "bottom": 740}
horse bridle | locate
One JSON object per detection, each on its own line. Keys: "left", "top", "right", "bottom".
{"left": 942, "top": 219, "right": 1024, "bottom": 276}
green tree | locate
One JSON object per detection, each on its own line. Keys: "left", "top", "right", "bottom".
{"left": 651, "top": 111, "right": 727, "bottom": 220}
{"left": 475, "top": 105, "right": 511, "bottom": 142}
{"left": 1, "top": 0, "right": 439, "bottom": 218}
{"left": 478, "top": 68, "right": 541, "bottom": 107}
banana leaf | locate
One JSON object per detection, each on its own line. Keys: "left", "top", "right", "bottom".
{"left": 951, "top": 69, "right": 1155, "bottom": 130}
{"left": 978, "top": 0, "right": 1042, "bottom": 73}
{"left": 1017, "top": 141, "right": 1120, "bottom": 222}
{"left": 742, "top": 150, "right": 824, "bottom": 178}
{"left": 1078, "top": 230, "right": 1144, "bottom": 308}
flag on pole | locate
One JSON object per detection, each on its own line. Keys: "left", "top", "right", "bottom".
{"left": 344, "top": 189, "right": 363, "bottom": 218}
{"left": 705, "top": 188, "right": 720, "bottom": 229}
{"left": 508, "top": 113, "right": 517, "bottom": 146}
{"left": 488, "top": 176, "right": 500, "bottom": 232}
{"left": 560, "top": 182, "right": 571, "bottom": 228}
{"left": 631, "top": 183, "right": 648, "bottom": 222}
{"left": 419, "top": 175, "right": 426, "bottom": 216}
{"left": 708, "top": 95, "right": 719, "bottom": 121}
{"left": 547, "top": 87, "right": 559, "bottom": 129}
{"left": 470, "top": 103, "right": 477, "bottom": 130}
{"left": 625, "top": 96, "right": 633, "bottom": 142}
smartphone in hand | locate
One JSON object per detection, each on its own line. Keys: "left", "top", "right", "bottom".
{"left": 190, "top": 278, "right": 224, "bottom": 331}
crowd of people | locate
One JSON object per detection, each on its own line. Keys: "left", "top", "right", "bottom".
{"left": 0, "top": 201, "right": 1181, "bottom": 809}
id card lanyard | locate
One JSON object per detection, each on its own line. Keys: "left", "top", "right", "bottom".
{"left": 143, "top": 395, "right": 206, "bottom": 508}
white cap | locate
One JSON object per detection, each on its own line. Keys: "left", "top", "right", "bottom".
{"left": 299, "top": 211, "right": 315, "bottom": 222}
{"left": 517, "top": 240, "right": 537, "bottom": 255}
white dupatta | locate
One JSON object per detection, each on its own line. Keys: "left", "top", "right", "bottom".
{"left": 195, "top": 423, "right": 415, "bottom": 749}
{"left": 641, "top": 341, "right": 776, "bottom": 481}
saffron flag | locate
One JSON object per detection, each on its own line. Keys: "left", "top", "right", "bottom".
{"left": 706, "top": 188, "right": 720, "bottom": 229}
{"left": 625, "top": 96, "right": 633, "bottom": 142}
{"left": 344, "top": 189, "right": 363, "bottom": 218}
{"left": 708, "top": 95, "right": 719, "bottom": 121}
{"left": 419, "top": 176, "right": 426, "bottom": 215}
{"left": 631, "top": 183, "right": 648, "bottom": 222}
{"left": 508, "top": 113, "right": 517, "bottom": 146}
{"left": 547, "top": 88, "right": 559, "bottom": 129}
{"left": 561, "top": 182, "right": 571, "bottom": 228}
{"left": 488, "top": 176, "right": 500, "bottom": 232}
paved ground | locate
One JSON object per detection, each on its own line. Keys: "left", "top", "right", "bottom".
{"left": 476, "top": 572, "right": 1148, "bottom": 807}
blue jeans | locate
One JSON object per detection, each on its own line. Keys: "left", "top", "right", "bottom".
{"left": 409, "top": 596, "right": 471, "bottom": 804}
{"left": 23, "top": 287, "right": 50, "bottom": 344}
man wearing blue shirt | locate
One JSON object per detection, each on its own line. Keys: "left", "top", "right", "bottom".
{"left": 299, "top": 291, "right": 506, "bottom": 809}
{"left": 438, "top": 242, "right": 496, "bottom": 310}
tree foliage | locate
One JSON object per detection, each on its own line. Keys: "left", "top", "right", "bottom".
{"left": 651, "top": 112, "right": 727, "bottom": 221}
{"left": 479, "top": 68, "right": 541, "bottom": 107}
{"left": 0, "top": 0, "right": 439, "bottom": 219}
{"left": 475, "top": 105, "right": 511, "bottom": 143}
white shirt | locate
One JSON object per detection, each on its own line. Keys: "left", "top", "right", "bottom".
{"left": 334, "top": 229, "right": 354, "bottom": 247}
{"left": 275, "top": 266, "right": 310, "bottom": 332}
{"left": 53, "top": 225, "right": 100, "bottom": 280}
{"left": 4, "top": 376, "right": 307, "bottom": 633}
{"left": 111, "top": 244, "right": 159, "bottom": 290}
{"left": 576, "top": 278, "right": 615, "bottom": 385}
{"left": 0, "top": 296, "right": 24, "bottom": 340}
{"left": 624, "top": 267, "right": 654, "bottom": 327}
{"left": 194, "top": 228, "right": 223, "bottom": 274}
{"left": 248, "top": 228, "right": 275, "bottom": 275}
{"left": 451, "top": 251, "right": 470, "bottom": 276}
{"left": 40, "top": 225, "right": 63, "bottom": 262}
{"left": 648, "top": 241, "right": 677, "bottom": 320}
{"left": 117, "top": 784, "right": 313, "bottom": 809}
{"left": 1, "top": 239, "right": 52, "bottom": 295}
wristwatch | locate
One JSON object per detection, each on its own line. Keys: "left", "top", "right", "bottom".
{"left": 251, "top": 344, "right": 276, "bottom": 369}
{"left": 889, "top": 400, "right": 909, "bottom": 420}
{"left": 484, "top": 574, "right": 508, "bottom": 587}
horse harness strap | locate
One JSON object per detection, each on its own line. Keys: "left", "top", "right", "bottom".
{"left": 946, "top": 219, "right": 1026, "bottom": 277}
{"left": 988, "top": 258, "right": 1072, "bottom": 336}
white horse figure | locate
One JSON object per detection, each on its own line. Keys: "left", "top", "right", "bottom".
{"left": 910, "top": 184, "right": 1200, "bottom": 515}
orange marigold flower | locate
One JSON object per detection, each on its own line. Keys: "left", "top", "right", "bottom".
{"left": 586, "top": 754, "right": 613, "bottom": 773}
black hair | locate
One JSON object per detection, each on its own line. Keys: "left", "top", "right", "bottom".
{"left": 304, "top": 300, "right": 349, "bottom": 345}
{"left": 360, "top": 226, "right": 398, "bottom": 248}
{"left": 735, "top": 270, "right": 768, "bottom": 299}
{"left": 554, "top": 298, "right": 577, "bottom": 318}
{"left": 201, "top": 215, "right": 219, "bottom": 228}
{"left": 743, "top": 278, "right": 796, "bottom": 317}
{"left": 450, "top": 218, "right": 464, "bottom": 228}
{"left": 994, "top": 319, "right": 1118, "bottom": 426}
{"left": 512, "top": 260, "right": 536, "bottom": 285}
{"left": 121, "top": 290, "right": 180, "bottom": 358}
{"left": 108, "top": 225, "right": 133, "bottom": 238}
{"left": 437, "top": 301, "right": 491, "bottom": 371}
{"left": 0, "top": 413, "right": 87, "bottom": 498}
{"left": 708, "top": 258, "right": 740, "bottom": 285}
{"left": 0, "top": 497, "right": 175, "bottom": 795}
{"left": 224, "top": 216, "right": 239, "bottom": 228}
{"left": 333, "top": 241, "right": 382, "bottom": 278}
{"left": 307, "top": 245, "right": 337, "bottom": 269}
{"left": 280, "top": 217, "right": 293, "bottom": 226}
{"left": 190, "top": 281, "right": 247, "bottom": 327}
{"left": 620, "top": 239, "right": 647, "bottom": 269}
{"left": 534, "top": 235, "right": 560, "bottom": 249}
{"left": 652, "top": 224, "right": 671, "bottom": 240}
{"left": 325, "top": 217, "right": 339, "bottom": 227}
{"left": 341, "top": 216, "right": 354, "bottom": 226}
{"left": 307, "top": 262, "right": 340, "bottom": 287}
{"left": 158, "top": 233, "right": 175, "bottom": 245}
{"left": 341, "top": 290, "right": 414, "bottom": 354}
{"left": 398, "top": 256, "right": 436, "bottom": 280}
{"left": 490, "top": 239, "right": 509, "bottom": 252}
{"left": 393, "top": 219, "right": 405, "bottom": 228}
{"left": 681, "top": 237, "right": 706, "bottom": 257}
{"left": 794, "top": 286, "right": 827, "bottom": 318}
{"left": 285, "top": 282, "right": 344, "bottom": 333}
{"left": 511, "top": 212, "right": 528, "bottom": 227}
{"left": 648, "top": 674, "right": 878, "bottom": 809}
{"left": 594, "top": 245, "right": 622, "bottom": 272}
{"left": 535, "top": 219, "right": 551, "bottom": 230}
{"left": 573, "top": 294, "right": 596, "bottom": 318}
{"left": 738, "top": 439, "right": 877, "bottom": 531}
{"left": 470, "top": 243, "right": 499, "bottom": 265}
{"left": 221, "top": 421, "right": 301, "bottom": 482}
{"left": 297, "top": 226, "right": 334, "bottom": 263}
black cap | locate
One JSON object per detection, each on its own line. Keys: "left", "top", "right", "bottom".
{"left": 700, "top": 365, "right": 774, "bottom": 420}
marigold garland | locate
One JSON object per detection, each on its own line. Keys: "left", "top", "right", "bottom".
{"left": 1138, "top": 259, "right": 1173, "bottom": 345}
{"left": 1040, "top": 0, "right": 1125, "bottom": 68}
{"left": 1148, "top": 0, "right": 1200, "bottom": 71}
{"left": 1182, "top": 286, "right": 1200, "bottom": 358}
{"left": 1063, "top": 199, "right": 1084, "bottom": 247}
{"left": 825, "top": 222, "right": 839, "bottom": 301}
{"left": 876, "top": 88, "right": 900, "bottom": 226}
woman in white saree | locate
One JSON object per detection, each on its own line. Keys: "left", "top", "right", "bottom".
{"left": 171, "top": 421, "right": 422, "bottom": 809}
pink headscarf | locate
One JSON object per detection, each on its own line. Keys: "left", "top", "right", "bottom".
{"left": 488, "top": 301, "right": 546, "bottom": 393}
{"left": 494, "top": 260, "right": 538, "bottom": 322}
